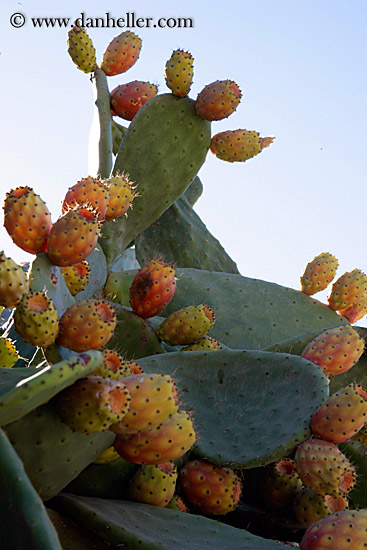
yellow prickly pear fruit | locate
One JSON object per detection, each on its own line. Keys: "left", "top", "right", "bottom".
{"left": 165, "top": 49, "right": 194, "bottom": 97}
{"left": 14, "top": 290, "right": 59, "bottom": 348}
{"left": 90, "top": 349, "right": 133, "bottom": 379}
{"left": 128, "top": 463, "right": 178, "bottom": 507}
{"left": 93, "top": 445, "right": 120, "bottom": 464}
{"left": 210, "top": 130, "right": 274, "bottom": 163}
{"left": 61, "top": 261, "right": 90, "bottom": 296}
{"left": 156, "top": 304, "right": 215, "bottom": 346}
{"left": 182, "top": 336, "right": 222, "bottom": 351}
{"left": 0, "top": 336, "right": 18, "bottom": 368}
{"left": 67, "top": 24, "right": 98, "bottom": 74}
{"left": 339, "top": 293, "right": 367, "bottom": 324}
{"left": 328, "top": 268, "right": 367, "bottom": 311}
{"left": 104, "top": 173, "right": 137, "bottom": 221}
{"left": 300, "top": 252, "right": 339, "bottom": 296}
{"left": 0, "top": 252, "right": 29, "bottom": 308}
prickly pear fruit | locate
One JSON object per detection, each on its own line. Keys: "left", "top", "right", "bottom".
{"left": 195, "top": 80, "right": 242, "bottom": 121}
{"left": 14, "top": 290, "right": 58, "bottom": 348}
{"left": 104, "top": 173, "right": 136, "bottom": 221}
{"left": 156, "top": 304, "right": 215, "bottom": 346}
{"left": 165, "top": 49, "right": 194, "bottom": 97}
{"left": 310, "top": 383, "right": 367, "bottom": 443}
{"left": 110, "top": 81, "right": 158, "bottom": 121}
{"left": 55, "top": 375, "right": 131, "bottom": 433}
{"left": 93, "top": 445, "right": 120, "bottom": 464}
{"left": 47, "top": 207, "right": 99, "bottom": 267}
{"left": 90, "top": 349, "right": 132, "bottom": 379}
{"left": 179, "top": 459, "right": 242, "bottom": 516}
{"left": 129, "top": 259, "right": 176, "bottom": 319}
{"left": 3, "top": 187, "right": 52, "bottom": 254}
{"left": 128, "top": 462, "right": 178, "bottom": 507}
{"left": 62, "top": 177, "right": 110, "bottom": 221}
{"left": 210, "top": 129, "right": 274, "bottom": 163}
{"left": 300, "top": 510, "right": 367, "bottom": 550}
{"left": 182, "top": 336, "right": 222, "bottom": 351}
{"left": 0, "top": 336, "right": 18, "bottom": 368}
{"left": 300, "top": 252, "right": 339, "bottom": 296}
{"left": 328, "top": 268, "right": 367, "bottom": 311}
{"left": 293, "top": 487, "right": 348, "bottom": 528}
{"left": 57, "top": 299, "right": 116, "bottom": 352}
{"left": 294, "top": 438, "right": 356, "bottom": 496}
{"left": 301, "top": 326, "right": 364, "bottom": 378}
{"left": 61, "top": 261, "right": 90, "bottom": 296}
{"left": 166, "top": 495, "right": 189, "bottom": 512}
{"left": 101, "top": 31, "right": 142, "bottom": 76}
{"left": 255, "top": 458, "right": 303, "bottom": 511}
{"left": 67, "top": 24, "right": 98, "bottom": 74}
{"left": 109, "top": 373, "right": 178, "bottom": 435}
{"left": 114, "top": 410, "right": 197, "bottom": 465}
{"left": 339, "top": 294, "right": 367, "bottom": 324}
{"left": 0, "top": 252, "right": 28, "bottom": 308}
{"left": 352, "top": 424, "right": 367, "bottom": 446}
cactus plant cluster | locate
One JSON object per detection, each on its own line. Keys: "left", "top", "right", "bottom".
{"left": 2, "top": 26, "right": 367, "bottom": 550}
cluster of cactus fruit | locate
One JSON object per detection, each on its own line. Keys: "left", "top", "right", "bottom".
{"left": 1, "top": 24, "right": 367, "bottom": 550}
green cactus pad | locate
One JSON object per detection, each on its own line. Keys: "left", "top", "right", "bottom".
{"left": 139, "top": 349, "right": 328, "bottom": 468}
{"left": 111, "top": 120, "right": 127, "bottom": 156}
{"left": 53, "top": 494, "right": 293, "bottom": 550}
{"left": 104, "top": 270, "right": 135, "bottom": 306}
{"left": 73, "top": 246, "right": 108, "bottom": 301}
{"left": 47, "top": 508, "right": 112, "bottom": 550}
{"left": 100, "top": 94, "right": 211, "bottom": 266}
{"left": 184, "top": 175, "right": 203, "bottom": 207}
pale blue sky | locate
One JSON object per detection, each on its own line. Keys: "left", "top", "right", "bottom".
{"left": 1, "top": 0, "right": 366, "bottom": 312}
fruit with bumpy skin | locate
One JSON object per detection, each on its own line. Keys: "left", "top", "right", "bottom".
{"left": 101, "top": 31, "right": 142, "bottom": 76}
{"left": 93, "top": 445, "right": 120, "bottom": 464}
{"left": 165, "top": 49, "right": 194, "bottom": 97}
{"left": 328, "top": 268, "right": 367, "bottom": 311}
{"left": 62, "top": 177, "right": 110, "bottom": 221}
{"left": 55, "top": 375, "right": 131, "bottom": 433}
{"left": 57, "top": 299, "right": 116, "bottom": 352}
{"left": 182, "top": 336, "right": 222, "bottom": 351}
{"left": 109, "top": 373, "right": 178, "bottom": 435}
{"left": 339, "top": 294, "right": 367, "bottom": 324}
{"left": 310, "top": 383, "right": 367, "bottom": 443}
{"left": 195, "top": 80, "right": 242, "bottom": 121}
{"left": 114, "top": 410, "right": 196, "bottom": 464}
{"left": 111, "top": 81, "right": 158, "bottom": 121}
{"left": 210, "top": 129, "right": 274, "bottom": 163}
{"left": 352, "top": 424, "right": 367, "bottom": 446}
{"left": 4, "top": 187, "right": 52, "bottom": 254}
{"left": 47, "top": 207, "right": 99, "bottom": 267}
{"left": 179, "top": 459, "right": 242, "bottom": 516}
{"left": 0, "top": 337, "right": 18, "bottom": 368}
{"left": 294, "top": 438, "right": 356, "bottom": 496}
{"left": 300, "top": 252, "right": 339, "bottom": 296}
{"left": 104, "top": 174, "right": 137, "bottom": 221}
{"left": 128, "top": 462, "right": 178, "bottom": 507}
{"left": 129, "top": 259, "right": 177, "bottom": 319}
{"left": 166, "top": 495, "right": 189, "bottom": 512}
{"left": 14, "top": 290, "right": 58, "bottom": 348}
{"left": 301, "top": 326, "right": 364, "bottom": 378}
{"left": 61, "top": 261, "right": 90, "bottom": 296}
{"left": 300, "top": 510, "right": 367, "bottom": 550}
{"left": 293, "top": 487, "right": 348, "bottom": 528}
{"left": 256, "top": 458, "right": 303, "bottom": 511}
{"left": 156, "top": 304, "right": 215, "bottom": 345}
{"left": 90, "top": 349, "right": 132, "bottom": 379}
{"left": 67, "top": 24, "right": 97, "bottom": 74}
{"left": 0, "top": 252, "right": 29, "bottom": 308}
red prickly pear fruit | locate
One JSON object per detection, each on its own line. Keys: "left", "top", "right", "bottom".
{"left": 293, "top": 487, "right": 348, "bottom": 528}
{"left": 47, "top": 207, "right": 99, "bottom": 267}
{"left": 310, "top": 383, "right": 367, "bottom": 443}
{"left": 61, "top": 260, "right": 90, "bottom": 297}
{"left": 110, "top": 81, "right": 158, "bottom": 121}
{"left": 67, "top": 24, "right": 98, "bottom": 74}
{"left": 128, "top": 462, "right": 178, "bottom": 507}
{"left": 165, "top": 49, "right": 194, "bottom": 98}
{"left": 294, "top": 438, "right": 356, "bottom": 497}
{"left": 0, "top": 336, "right": 19, "bottom": 368}
{"left": 301, "top": 326, "right": 364, "bottom": 378}
{"left": 210, "top": 129, "right": 274, "bottom": 163}
{"left": 300, "top": 252, "right": 339, "bottom": 296}
{"left": 129, "top": 259, "right": 177, "bottom": 319}
{"left": 104, "top": 173, "right": 137, "bottom": 221}
{"left": 182, "top": 336, "right": 222, "bottom": 351}
{"left": 14, "top": 290, "right": 59, "bottom": 348}
{"left": 0, "top": 251, "right": 29, "bottom": 308}
{"left": 57, "top": 299, "right": 116, "bottom": 352}
{"left": 156, "top": 304, "right": 215, "bottom": 346}
{"left": 300, "top": 509, "right": 367, "bottom": 550}
{"left": 195, "top": 80, "right": 242, "bottom": 121}
{"left": 109, "top": 373, "right": 178, "bottom": 435}
{"left": 93, "top": 445, "right": 120, "bottom": 464}
{"left": 178, "top": 459, "right": 242, "bottom": 516}
{"left": 328, "top": 268, "right": 367, "bottom": 311}
{"left": 55, "top": 375, "right": 131, "bottom": 433}
{"left": 4, "top": 187, "right": 52, "bottom": 254}
{"left": 255, "top": 458, "right": 303, "bottom": 511}
{"left": 101, "top": 31, "right": 142, "bottom": 76}
{"left": 62, "top": 177, "right": 110, "bottom": 221}
{"left": 114, "top": 410, "right": 197, "bottom": 465}
{"left": 339, "top": 294, "right": 367, "bottom": 324}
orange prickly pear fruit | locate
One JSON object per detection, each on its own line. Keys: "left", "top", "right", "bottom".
{"left": 182, "top": 336, "right": 222, "bottom": 351}
{"left": 293, "top": 487, "right": 348, "bottom": 528}
{"left": 0, "top": 251, "right": 29, "bottom": 308}
{"left": 14, "top": 290, "right": 59, "bottom": 348}
{"left": 3, "top": 187, "right": 52, "bottom": 254}
{"left": 67, "top": 24, "right": 98, "bottom": 74}
{"left": 195, "top": 80, "right": 242, "bottom": 121}
{"left": 210, "top": 129, "right": 274, "bottom": 163}
{"left": 128, "top": 462, "right": 178, "bottom": 507}
{"left": 179, "top": 459, "right": 242, "bottom": 516}
{"left": 165, "top": 49, "right": 194, "bottom": 97}
{"left": 301, "top": 325, "right": 364, "bottom": 378}
{"left": 129, "top": 259, "right": 177, "bottom": 319}
{"left": 104, "top": 173, "right": 137, "bottom": 221}
{"left": 166, "top": 495, "right": 189, "bottom": 513}
{"left": 101, "top": 31, "right": 142, "bottom": 76}
{"left": 328, "top": 268, "right": 367, "bottom": 311}
{"left": 57, "top": 299, "right": 116, "bottom": 352}
{"left": 339, "top": 294, "right": 367, "bottom": 324}
{"left": 156, "top": 304, "right": 215, "bottom": 346}
{"left": 47, "top": 206, "right": 99, "bottom": 267}
{"left": 61, "top": 260, "right": 90, "bottom": 296}
{"left": 110, "top": 81, "right": 158, "bottom": 121}
{"left": 300, "top": 510, "right": 367, "bottom": 550}
{"left": 0, "top": 336, "right": 19, "bottom": 368}
{"left": 300, "top": 252, "right": 339, "bottom": 296}
{"left": 352, "top": 424, "right": 367, "bottom": 446}
{"left": 62, "top": 177, "right": 110, "bottom": 221}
